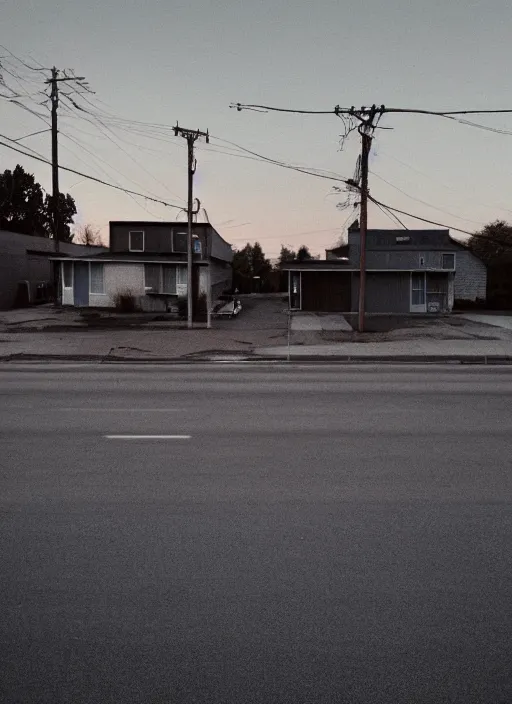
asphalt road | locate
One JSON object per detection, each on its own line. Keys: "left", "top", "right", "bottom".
{"left": 1, "top": 364, "right": 512, "bottom": 704}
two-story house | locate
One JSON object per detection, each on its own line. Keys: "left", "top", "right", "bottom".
{"left": 282, "top": 222, "right": 486, "bottom": 314}
{"left": 53, "top": 221, "right": 233, "bottom": 312}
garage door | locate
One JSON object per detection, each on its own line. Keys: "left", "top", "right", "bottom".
{"left": 301, "top": 271, "right": 351, "bottom": 312}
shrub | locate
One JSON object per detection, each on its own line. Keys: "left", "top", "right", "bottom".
{"left": 177, "top": 296, "right": 188, "bottom": 319}
{"left": 113, "top": 290, "right": 138, "bottom": 313}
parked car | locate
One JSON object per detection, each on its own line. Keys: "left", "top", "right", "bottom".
{"left": 213, "top": 294, "right": 242, "bottom": 319}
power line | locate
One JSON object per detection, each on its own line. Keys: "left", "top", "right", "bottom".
{"left": 232, "top": 101, "right": 512, "bottom": 120}
{"left": 369, "top": 169, "right": 484, "bottom": 226}
{"left": 368, "top": 195, "right": 474, "bottom": 236}
{"left": 373, "top": 200, "right": 409, "bottom": 230}
{"left": 0, "top": 137, "right": 182, "bottom": 209}
{"left": 368, "top": 196, "right": 512, "bottom": 250}
{"left": 0, "top": 45, "right": 50, "bottom": 72}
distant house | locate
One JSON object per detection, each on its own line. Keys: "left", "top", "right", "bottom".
{"left": 282, "top": 223, "right": 486, "bottom": 313}
{"left": 53, "top": 221, "right": 233, "bottom": 312}
{"left": 0, "top": 229, "right": 105, "bottom": 310}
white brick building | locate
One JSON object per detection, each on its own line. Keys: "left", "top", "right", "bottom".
{"left": 453, "top": 248, "right": 487, "bottom": 302}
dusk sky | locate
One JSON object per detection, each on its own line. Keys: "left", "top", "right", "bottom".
{"left": 3, "top": 0, "right": 512, "bottom": 257}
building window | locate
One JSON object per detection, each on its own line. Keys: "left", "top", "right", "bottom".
{"left": 419, "top": 254, "right": 426, "bottom": 267}
{"left": 442, "top": 253, "right": 455, "bottom": 269}
{"left": 144, "top": 264, "right": 161, "bottom": 292}
{"left": 144, "top": 264, "right": 180, "bottom": 294}
{"left": 129, "top": 230, "right": 144, "bottom": 252}
{"left": 63, "top": 261, "right": 73, "bottom": 288}
{"left": 162, "top": 265, "right": 177, "bottom": 294}
{"left": 193, "top": 238, "right": 202, "bottom": 254}
{"left": 90, "top": 263, "right": 105, "bottom": 294}
{"left": 177, "top": 266, "right": 187, "bottom": 285}
{"left": 173, "top": 231, "right": 187, "bottom": 253}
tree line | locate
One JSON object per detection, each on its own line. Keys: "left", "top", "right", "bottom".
{"left": 0, "top": 165, "right": 77, "bottom": 242}
{"left": 232, "top": 242, "right": 317, "bottom": 293}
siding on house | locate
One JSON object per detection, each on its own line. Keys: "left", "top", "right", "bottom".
{"left": 0, "top": 229, "right": 105, "bottom": 309}
{"left": 363, "top": 250, "right": 453, "bottom": 270}
{"left": 453, "top": 249, "right": 487, "bottom": 301}
{"left": 352, "top": 272, "right": 411, "bottom": 313}
{"left": 209, "top": 260, "right": 232, "bottom": 299}
{"left": 110, "top": 224, "right": 177, "bottom": 254}
{"left": 109, "top": 222, "right": 234, "bottom": 264}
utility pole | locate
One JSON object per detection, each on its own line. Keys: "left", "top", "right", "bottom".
{"left": 356, "top": 105, "right": 379, "bottom": 333}
{"left": 173, "top": 124, "right": 209, "bottom": 329}
{"left": 49, "top": 68, "right": 60, "bottom": 252}
{"left": 46, "top": 68, "right": 86, "bottom": 253}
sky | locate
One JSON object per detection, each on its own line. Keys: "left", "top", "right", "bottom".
{"left": 2, "top": 0, "right": 512, "bottom": 258}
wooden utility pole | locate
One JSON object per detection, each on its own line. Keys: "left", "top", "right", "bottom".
{"left": 357, "top": 105, "right": 378, "bottom": 333}
{"left": 173, "top": 124, "right": 209, "bottom": 329}
{"left": 46, "top": 68, "right": 86, "bottom": 253}
{"left": 50, "top": 68, "right": 60, "bottom": 252}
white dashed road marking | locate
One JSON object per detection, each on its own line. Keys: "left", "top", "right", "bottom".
{"left": 105, "top": 435, "right": 191, "bottom": 440}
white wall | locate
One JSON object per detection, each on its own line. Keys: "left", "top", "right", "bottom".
{"left": 454, "top": 251, "right": 487, "bottom": 301}
{"left": 199, "top": 267, "right": 208, "bottom": 295}
{"left": 102, "top": 263, "right": 145, "bottom": 306}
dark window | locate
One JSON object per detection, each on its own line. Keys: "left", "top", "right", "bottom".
{"left": 144, "top": 264, "right": 160, "bottom": 291}
{"left": 63, "top": 262, "right": 73, "bottom": 288}
{"left": 162, "top": 266, "right": 177, "bottom": 294}
{"left": 129, "top": 231, "right": 144, "bottom": 252}
{"left": 90, "top": 263, "right": 105, "bottom": 294}
{"left": 442, "top": 253, "right": 455, "bottom": 269}
{"left": 193, "top": 238, "right": 202, "bottom": 254}
{"left": 173, "top": 231, "right": 187, "bottom": 253}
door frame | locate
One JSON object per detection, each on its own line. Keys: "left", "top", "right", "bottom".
{"left": 289, "top": 271, "right": 302, "bottom": 310}
{"left": 410, "top": 271, "right": 427, "bottom": 313}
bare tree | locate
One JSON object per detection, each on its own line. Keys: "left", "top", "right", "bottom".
{"left": 74, "top": 224, "right": 102, "bottom": 246}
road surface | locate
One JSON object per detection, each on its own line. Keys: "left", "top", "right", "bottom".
{"left": 1, "top": 364, "right": 511, "bottom": 703}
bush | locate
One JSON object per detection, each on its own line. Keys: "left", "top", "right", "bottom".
{"left": 453, "top": 298, "right": 487, "bottom": 311}
{"left": 177, "top": 296, "right": 188, "bottom": 319}
{"left": 113, "top": 290, "right": 138, "bottom": 313}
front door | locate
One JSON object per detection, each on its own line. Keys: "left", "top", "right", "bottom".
{"left": 73, "top": 262, "right": 89, "bottom": 307}
{"left": 410, "top": 272, "right": 426, "bottom": 313}
{"left": 290, "top": 273, "right": 301, "bottom": 309}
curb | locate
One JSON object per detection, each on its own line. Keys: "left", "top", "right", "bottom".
{"left": 1, "top": 353, "right": 512, "bottom": 365}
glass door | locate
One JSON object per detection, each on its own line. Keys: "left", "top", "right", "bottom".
{"left": 290, "top": 273, "right": 301, "bottom": 309}
{"left": 410, "top": 272, "right": 426, "bottom": 313}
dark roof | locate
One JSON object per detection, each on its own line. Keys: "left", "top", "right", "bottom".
{"left": 281, "top": 260, "right": 353, "bottom": 270}
{"left": 281, "top": 259, "right": 451, "bottom": 273}
{"left": 365, "top": 228, "right": 450, "bottom": 237}
{"left": 109, "top": 220, "right": 214, "bottom": 227}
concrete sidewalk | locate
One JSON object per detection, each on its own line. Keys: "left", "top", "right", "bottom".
{"left": 459, "top": 313, "right": 512, "bottom": 331}
{"left": 2, "top": 332, "right": 512, "bottom": 362}
{"left": 255, "top": 339, "right": 512, "bottom": 361}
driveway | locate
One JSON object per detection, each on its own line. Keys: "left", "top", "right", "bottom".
{"left": 459, "top": 313, "right": 512, "bottom": 331}
{"left": 291, "top": 312, "right": 352, "bottom": 332}
{"left": 216, "top": 295, "right": 288, "bottom": 331}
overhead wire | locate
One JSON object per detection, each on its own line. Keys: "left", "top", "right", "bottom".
{"left": 369, "top": 170, "right": 484, "bottom": 226}
{"left": 373, "top": 200, "right": 409, "bottom": 230}
{"left": 0, "top": 136, "right": 182, "bottom": 210}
